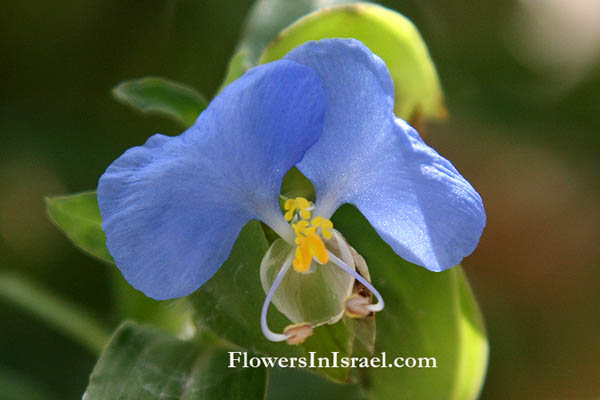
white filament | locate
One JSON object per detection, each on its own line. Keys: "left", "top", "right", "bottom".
{"left": 327, "top": 251, "right": 385, "bottom": 312}
{"left": 260, "top": 253, "right": 293, "bottom": 342}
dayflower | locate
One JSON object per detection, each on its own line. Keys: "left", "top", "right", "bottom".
{"left": 98, "top": 39, "right": 485, "bottom": 344}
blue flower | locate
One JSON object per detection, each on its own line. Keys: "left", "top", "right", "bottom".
{"left": 98, "top": 39, "right": 485, "bottom": 343}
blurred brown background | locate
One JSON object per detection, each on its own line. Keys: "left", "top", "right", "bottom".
{"left": 1, "top": 0, "right": 599, "bottom": 398}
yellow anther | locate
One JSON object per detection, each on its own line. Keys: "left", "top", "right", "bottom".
{"left": 284, "top": 211, "right": 294, "bottom": 221}
{"left": 291, "top": 220, "right": 310, "bottom": 237}
{"left": 306, "top": 232, "right": 328, "bottom": 264}
{"left": 284, "top": 199, "right": 294, "bottom": 209}
{"left": 283, "top": 197, "right": 312, "bottom": 221}
{"left": 293, "top": 238, "right": 312, "bottom": 272}
{"left": 292, "top": 232, "right": 329, "bottom": 272}
{"left": 311, "top": 216, "right": 333, "bottom": 240}
{"left": 300, "top": 209, "right": 311, "bottom": 220}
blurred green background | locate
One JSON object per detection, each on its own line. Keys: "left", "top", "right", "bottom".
{"left": 1, "top": 0, "right": 599, "bottom": 399}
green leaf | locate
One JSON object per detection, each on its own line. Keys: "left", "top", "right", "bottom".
{"left": 332, "top": 205, "right": 488, "bottom": 400}
{"left": 46, "top": 191, "right": 190, "bottom": 335}
{"left": 217, "top": 52, "right": 250, "bottom": 93}
{"left": 113, "top": 77, "right": 208, "bottom": 127}
{"left": 84, "top": 321, "right": 267, "bottom": 400}
{"left": 46, "top": 191, "right": 113, "bottom": 263}
{"left": 260, "top": 2, "right": 446, "bottom": 122}
{"left": 109, "top": 270, "right": 193, "bottom": 337}
{"left": 237, "top": 0, "right": 353, "bottom": 64}
{"left": 268, "top": 366, "right": 363, "bottom": 400}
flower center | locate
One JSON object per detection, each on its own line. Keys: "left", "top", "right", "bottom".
{"left": 261, "top": 198, "right": 385, "bottom": 344}
{"left": 283, "top": 197, "right": 333, "bottom": 273}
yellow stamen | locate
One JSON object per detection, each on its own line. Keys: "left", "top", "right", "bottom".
{"left": 291, "top": 220, "right": 310, "bottom": 238}
{"left": 311, "top": 216, "right": 333, "bottom": 240}
{"left": 283, "top": 197, "right": 312, "bottom": 221}
{"left": 287, "top": 201, "right": 333, "bottom": 271}
{"left": 306, "top": 232, "right": 328, "bottom": 264}
{"left": 293, "top": 238, "right": 312, "bottom": 272}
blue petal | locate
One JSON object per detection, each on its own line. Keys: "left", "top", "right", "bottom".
{"left": 286, "top": 39, "right": 485, "bottom": 271}
{"left": 98, "top": 60, "right": 325, "bottom": 299}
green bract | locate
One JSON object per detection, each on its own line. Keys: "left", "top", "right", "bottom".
{"left": 260, "top": 2, "right": 446, "bottom": 122}
{"left": 333, "top": 205, "right": 488, "bottom": 400}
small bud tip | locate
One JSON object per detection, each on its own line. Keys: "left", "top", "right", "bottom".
{"left": 345, "top": 294, "right": 372, "bottom": 318}
{"left": 284, "top": 323, "right": 313, "bottom": 345}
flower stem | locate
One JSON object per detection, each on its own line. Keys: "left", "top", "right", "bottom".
{"left": 0, "top": 272, "right": 110, "bottom": 354}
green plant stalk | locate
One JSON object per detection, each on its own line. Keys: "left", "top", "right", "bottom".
{"left": 0, "top": 272, "right": 110, "bottom": 354}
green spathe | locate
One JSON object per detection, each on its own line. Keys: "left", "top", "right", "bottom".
{"left": 260, "top": 2, "right": 446, "bottom": 122}
{"left": 333, "top": 205, "right": 488, "bottom": 400}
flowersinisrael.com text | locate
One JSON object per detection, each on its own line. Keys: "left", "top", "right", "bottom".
{"left": 228, "top": 351, "right": 437, "bottom": 369}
